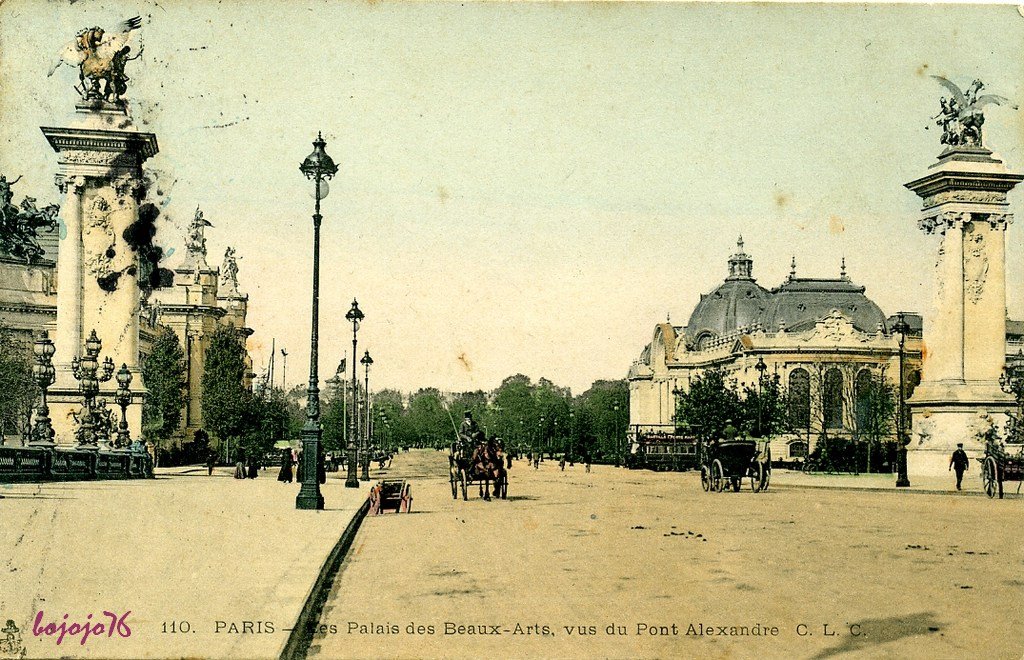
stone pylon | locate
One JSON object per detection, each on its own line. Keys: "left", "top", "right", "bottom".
{"left": 905, "top": 145, "right": 1023, "bottom": 474}
{"left": 40, "top": 101, "right": 159, "bottom": 444}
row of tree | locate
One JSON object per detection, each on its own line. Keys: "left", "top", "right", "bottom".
{"left": 674, "top": 368, "right": 900, "bottom": 473}
{"left": 318, "top": 375, "right": 630, "bottom": 464}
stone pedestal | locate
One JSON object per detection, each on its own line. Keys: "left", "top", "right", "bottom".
{"left": 905, "top": 146, "right": 1022, "bottom": 475}
{"left": 40, "top": 101, "right": 158, "bottom": 445}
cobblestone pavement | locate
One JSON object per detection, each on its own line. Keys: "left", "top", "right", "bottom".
{"left": 312, "top": 450, "right": 1023, "bottom": 659}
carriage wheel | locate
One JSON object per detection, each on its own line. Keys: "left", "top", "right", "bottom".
{"left": 750, "top": 462, "right": 763, "bottom": 492}
{"left": 711, "top": 460, "right": 725, "bottom": 492}
{"left": 700, "top": 466, "right": 711, "bottom": 492}
{"left": 460, "top": 469, "right": 468, "bottom": 501}
{"left": 983, "top": 457, "right": 998, "bottom": 499}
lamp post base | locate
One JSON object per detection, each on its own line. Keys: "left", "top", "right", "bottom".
{"left": 295, "top": 428, "right": 324, "bottom": 510}
{"left": 345, "top": 444, "right": 359, "bottom": 488}
{"left": 896, "top": 448, "right": 911, "bottom": 488}
{"left": 296, "top": 492, "right": 325, "bottom": 510}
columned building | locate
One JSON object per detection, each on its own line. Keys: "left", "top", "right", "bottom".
{"left": 628, "top": 239, "right": 925, "bottom": 463}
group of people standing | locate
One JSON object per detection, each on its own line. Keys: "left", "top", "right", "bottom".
{"left": 277, "top": 447, "right": 327, "bottom": 485}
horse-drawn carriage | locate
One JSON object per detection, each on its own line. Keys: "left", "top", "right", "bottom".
{"left": 699, "top": 438, "right": 771, "bottom": 493}
{"left": 368, "top": 480, "right": 413, "bottom": 514}
{"left": 449, "top": 438, "right": 507, "bottom": 501}
{"left": 980, "top": 440, "right": 1024, "bottom": 499}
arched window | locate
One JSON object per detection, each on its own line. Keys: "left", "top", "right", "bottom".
{"left": 823, "top": 368, "right": 844, "bottom": 429}
{"left": 789, "top": 441, "right": 808, "bottom": 458}
{"left": 788, "top": 368, "right": 810, "bottom": 430}
{"left": 854, "top": 369, "right": 874, "bottom": 432}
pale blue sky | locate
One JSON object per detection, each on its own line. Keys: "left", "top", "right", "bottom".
{"left": 1, "top": 1, "right": 1022, "bottom": 394}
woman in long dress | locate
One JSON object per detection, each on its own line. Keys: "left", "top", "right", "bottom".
{"left": 277, "top": 448, "right": 294, "bottom": 483}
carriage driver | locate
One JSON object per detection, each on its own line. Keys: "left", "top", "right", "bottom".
{"left": 459, "top": 411, "right": 479, "bottom": 446}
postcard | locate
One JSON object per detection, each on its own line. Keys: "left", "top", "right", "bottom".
{"left": 1, "top": 2, "right": 1022, "bottom": 658}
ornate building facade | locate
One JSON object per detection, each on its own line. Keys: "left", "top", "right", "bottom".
{"left": 0, "top": 196, "right": 252, "bottom": 447}
{"left": 628, "top": 239, "right": 926, "bottom": 463}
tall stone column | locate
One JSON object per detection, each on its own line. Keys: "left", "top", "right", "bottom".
{"left": 905, "top": 146, "right": 1022, "bottom": 474}
{"left": 41, "top": 101, "right": 159, "bottom": 444}
{"left": 53, "top": 175, "right": 85, "bottom": 367}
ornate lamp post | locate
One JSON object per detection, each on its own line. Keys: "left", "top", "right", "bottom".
{"left": 71, "top": 330, "right": 115, "bottom": 450}
{"left": 613, "top": 402, "right": 621, "bottom": 466}
{"left": 999, "top": 349, "right": 1024, "bottom": 442}
{"left": 892, "top": 312, "right": 911, "bottom": 488}
{"left": 755, "top": 356, "right": 768, "bottom": 438}
{"left": 113, "top": 364, "right": 133, "bottom": 450}
{"left": 29, "top": 331, "right": 57, "bottom": 447}
{"left": 344, "top": 299, "right": 364, "bottom": 488}
{"left": 296, "top": 132, "right": 338, "bottom": 511}
{"left": 360, "top": 350, "right": 373, "bottom": 481}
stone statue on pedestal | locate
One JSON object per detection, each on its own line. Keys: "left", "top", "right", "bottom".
{"left": 48, "top": 17, "right": 143, "bottom": 103}
{"left": 220, "top": 247, "right": 240, "bottom": 295}
{"left": 930, "top": 76, "right": 1017, "bottom": 148}
{"left": 0, "top": 174, "right": 60, "bottom": 263}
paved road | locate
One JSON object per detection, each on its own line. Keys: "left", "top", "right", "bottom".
{"left": 310, "top": 450, "right": 1023, "bottom": 659}
{"left": 1, "top": 469, "right": 366, "bottom": 659}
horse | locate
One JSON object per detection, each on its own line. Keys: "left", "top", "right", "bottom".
{"left": 470, "top": 441, "right": 507, "bottom": 501}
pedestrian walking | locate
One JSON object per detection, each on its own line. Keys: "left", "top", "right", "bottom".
{"left": 233, "top": 457, "right": 245, "bottom": 479}
{"left": 277, "top": 448, "right": 294, "bottom": 483}
{"left": 949, "top": 443, "right": 970, "bottom": 490}
{"left": 206, "top": 451, "right": 216, "bottom": 476}
{"left": 559, "top": 456, "right": 566, "bottom": 471}
{"left": 246, "top": 457, "right": 259, "bottom": 479}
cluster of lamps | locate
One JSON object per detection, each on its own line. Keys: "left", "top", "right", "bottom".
{"left": 30, "top": 329, "right": 136, "bottom": 453}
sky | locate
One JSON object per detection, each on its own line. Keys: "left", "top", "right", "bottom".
{"left": 1, "top": 1, "right": 1023, "bottom": 395}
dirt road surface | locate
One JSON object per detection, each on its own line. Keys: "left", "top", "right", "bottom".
{"left": 311, "top": 450, "right": 1023, "bottom": 659}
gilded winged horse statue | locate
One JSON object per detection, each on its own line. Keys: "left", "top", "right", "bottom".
{"left": 48, "top": 17, "right": 143, "bottom": 103}
{"left": 930, "top": 76, "right": 1017, "bottom": 148}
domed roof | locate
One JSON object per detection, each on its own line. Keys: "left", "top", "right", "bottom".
{"left": 685, "top": 238, "right": 770, "bottom": 347}
{"left": 760, "top": 276, "right": 887, "bottom": 333}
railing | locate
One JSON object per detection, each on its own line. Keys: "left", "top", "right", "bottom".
{"left": 0, "top": 445, "right": 153, "bottom": 483}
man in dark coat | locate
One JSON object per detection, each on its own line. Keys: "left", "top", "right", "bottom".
{"left": 949, "top": 443, "right": 970, "bottom": 490}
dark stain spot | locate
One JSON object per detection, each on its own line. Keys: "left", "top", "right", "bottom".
{"left": 97, "top": 272, "right": 121, "bottom": 292}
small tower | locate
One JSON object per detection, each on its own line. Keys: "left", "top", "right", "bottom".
{"left": 726, "top": 236, "right": 754, "bottom": 280}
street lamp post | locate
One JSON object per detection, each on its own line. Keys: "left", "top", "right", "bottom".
{"left": 29, "top": 331, "right": 56, "bottom": 448}
{"left": 360, "top": 350, "right": 373, "bottom": 481}
{"left": 755, "top": 356, "right": 768, "bottom": 439}
{"left": 999, "top": 349, "right": 1024, "bottom": 442}
{"left": 613, "top": 402, "right": 621, "bottom": 467}
{"left": 296, "top": 132, "right": 338, "bottom": 510}
{"left": 344, "top": 299, "right": 364, "bottom": 488}
{"left": 70, "top": 330, "right": 115, "bottom": 450}
{"left": 113, "top": 364, "right": 133, "bottom": 450}
{"left": 892, "top": 312, "right": 911, "bottom": 488}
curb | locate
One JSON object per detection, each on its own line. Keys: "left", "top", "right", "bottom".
{"left": 772, "top": 482, "right": 1022, "bottom": 499}
{"left": 279, "top": 497, "right": 371, "bottom": 660}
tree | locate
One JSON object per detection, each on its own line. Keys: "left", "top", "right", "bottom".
{"left": 201, "top": 326, "right": 251, "bottom": 459}
{"left": 852, "top": 371, "right": 897, "bottom": 473}
{"left": 740, "top": 373, "right": 789, "bottom": 439}
{"left": 141, "top": 327, "right": 187, "bottom": 448}
{"left": 576, "top": 379, "right": 628, "bottom": 463}
{"left": 405, "top": 388, "right": 452, "bottom": 448}
{"left": 675, "top": 369, "right": 742, "bottom": 443}
{"left": 0, "top": 327, "right": 35, "bottom": 441}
